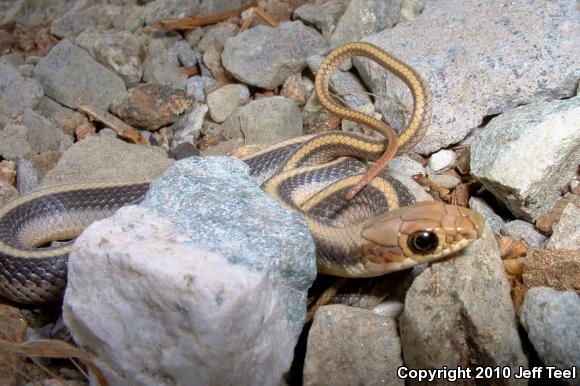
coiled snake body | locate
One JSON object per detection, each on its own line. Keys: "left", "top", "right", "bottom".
{"left": 0, "top": 43, "right": 484, "bottom": 304}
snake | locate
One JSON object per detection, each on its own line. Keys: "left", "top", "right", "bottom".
{"left": 0, "top": 42, "right": 484, "bottom": 304}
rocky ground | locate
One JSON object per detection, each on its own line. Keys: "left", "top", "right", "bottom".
{"left": 0, "top": 0, "right": 578, "bottom": 385}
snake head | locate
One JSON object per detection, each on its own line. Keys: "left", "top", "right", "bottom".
{"left": 359, "top": 201, "right": 484, "bottom": 275}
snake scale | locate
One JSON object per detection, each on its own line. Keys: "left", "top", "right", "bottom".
{"left": 0, "top": 42, "right": 484, "bottom": 304}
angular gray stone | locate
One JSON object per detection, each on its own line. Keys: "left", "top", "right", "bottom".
{"left": 468, "top": 197, "right": 505, "bottom": 232}
{"left": 21, "top": 109, "right": 73, "bottom": 154}
{"left": 546, "top": 203, "right": 580, "bottom": 250}
{"left": 63, "top": 157, "right": 316, "bottom": 385}
{"left": 331, "top": 0, "right": 401, "bottom": 47}
{"left": 398, "top": 0, "right": 424, "bottom": 23}
{"left": 519, "top": 287, "right": 580, "bottom": 379}
{"left": 197, "top": 23, "right": 239, "bottom": 53}
{"left": 51, "top": 4, "right": 106, "bottom": 39}
{"left": 171, "top": 40, "right": 201, "bottom": 68}
{"left": 170, "top": 102, "right": 208, "bottom": 150}
{"left": 74, "top": 30, "right": 146, "bottom": 87}
{"left": 293, "top": 0, "right": 348, "bottom": 35}
{"left": 186, "top": 75, "right": 216, "bottom": 103}
{"left": 428, "top": 149, "right": 456, "bottom": 173}
{"left": 222, "top": 21, "right": 328, "bottom": 90}
{"left": 0, "top": 60, "right": 43, "bottom": 120}
{"left": 34, "top": 40, "right": 127, "bottom": 110}
{"left": 221, "top": 97, "right": 302, "bottom": 145}
{"left": 385, "top": 154, "right": 425, "bottom": 178}
{"left": 38, "top": 136, "right": 173, "bottom": 189}
{"left": 207, "top": 84, "right": 250, "bottom": 123}
{"left": 307, "top": 55, "right": 374, "bottom": 114}
{"left": 357, "top": 0, "right": 579, "bottom": 154}
{"left": 0, "top": 180, "right": 18, "bottom": 207}
{"left": 501, "top": 220, "right": 547, "bottom": 248}
{"left": 143, "top": 39, "right": 188, "bottom": 90}
{"left": 15, "top": 158, "right": 37, "bottom": 195}
{"left": 304, "top": 305, "right": 403, "bottom": 386}
{"left": 144, "top": 0, "right": 244, "bottom": 25}
{"left": 400, "top": 227, "right": 528, "bottom": 385}
{"left": 429, "top": 174, "right": 461, "bottom": 189}
{"left": 0, "top": 124, "right": 31, "bottom": 160}
{"left": 34, "top": 96, "right": 75, "bottom": 129}
{"left": 471, "top": 97, "right": 580, "bottom": 221}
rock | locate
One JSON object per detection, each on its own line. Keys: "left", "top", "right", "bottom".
{"left": 331, "top": 0, "right": 401, "bottom": 47}
{"left": 51, "top": 3, "right": 116, "bottom": 39}
{"left": 221, "top": 97, "right": 302, "bottom": 145}
{"left": 144, "top": 0, "right": 244, "bottom": 25}
{"left": 21, "top": 109, "right": 73, "bottom": 154}
{"left": 143, "top": 39, "right": 188, "bottom": 90}
{"left": 429, "top": 174, "right": 461, "bottom": 189}
{"left": 0, "top": 180, "right": 19, "bottom": 207}
{"left": 357, "top": 0, "right": 579, "bottom": 154}
{"left": 222, "top": 21, "right": 328, "bottom": 90}
{"left": 34, "top": 96, "right": 75, "bottom": 129}
{"left": 16, "top": 151, "right": 62, "bottom": 194}
{"left": 34, "top": 40, "right": 126, "bottom": 110}
{"left": 171, "top": 40, "right": 201, "bottom": 68}
{"left": 202, "top": 43, "right": 230, "bottom": 84}
{"left": 0, "top": 160, "right": 16, "bottom": 185}
{"left": 0, "top": 60, "right": 43, "bottom": 120}
{"left": 0, "top": 124, "right": 31, "bottom": 160}
{"left": 428, "top": 149, "right": 456, "bottom": 173}
{"left": 207, "top": 84, "right": 250, "bottom": 123}
{"left": 307, "top": 55, "right": 374, "bottom": 114}
{"left": 471, "top": 97, "right": 580, "bottom": 221}
{"left": 0, "top": 304, "right": 27, "bottom": 386}
{"left": 501, "top": 220, "right": 547, "bottom": 248}
{"left": 304, "top": 305, "right": 403, "bottom": 386}
{"left": 185, "top": 28, "right": 203, "bottom": 47}
{"left": 186, "top": 75, "right": 216, "bottom": 103}
{"left": 468, "top": 197, "right": 505, "bottom": 232}
{"left": 168, "top": 142, "right": 199, "bottom": 160}
{"left": 280, "top": 73, "right": 308, "bottom": 106}
{"left": 38, "top": 136, "right": 173, "bottom": 189}
{"left": 519, "top": 288, "right": 580, "bottom": 378}
{"left": 293, "top": 0, "right": 348, "bottom": 35}
{"left": 170, "top": 103, "right": 208, "bottom": 149}
{"left": 386, "top": 154, "right": 425, "bottom": 178}
{"left": 398, "top": 0, "right": 425, "bottom": 23}
{"left": 111, "top": 84, "right": 191, "bottom": 131}
{"left": 63, "top": 157, "right": 316, "bottom": 385}
{"left": 16, "top": 63, "right": 34, "bottom": 77}
{"left": 546, "top": 203, "right": 580, "bottom": 250}
{"left": 521, "top": 249, "right": 580, "bottom": 296}
{"left": 400, "top": 227, "right": 528, "bottom": 384}
{"left": 201, "top": 138, "right": 245, "bottom": 156}
{"left": 74, "top": 30, "right": 146, "bottom": 87}
{"left": 197, "top": 23, "right": 239, "bottom": 53}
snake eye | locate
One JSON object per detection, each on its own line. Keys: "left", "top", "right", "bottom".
{"left": 408, "top": 231, "right": 439, "bottom": 255}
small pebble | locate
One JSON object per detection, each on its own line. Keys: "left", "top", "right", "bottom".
{"left": 428, "top": 149, "right": 456, "bottom": 173}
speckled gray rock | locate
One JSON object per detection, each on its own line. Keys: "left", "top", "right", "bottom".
{"left": 74, "top": 30, "right": 146, "bottom": 87}
{"left": 144, "top": 0, "right": 244, "bottom": 25}
{"left": 293, "top": 0, "right": 348, "bottom": 35}
{"left": 207, "top": 84, "right": 250, "bottom": 123}
{"left": 51, "top": 4, "right": 108, "bottom": 39}
{"left": 170, "top": 103, "right": 208, "bottom": 149}
{"left": 34, "top": 40, "right": 126, "bottom": 110}
{"left": 546, "top": 203, "right": 580, "bottom": 250}
{"left": 468, "top": 197, "right": 505, "bottom": 232}
{"left": 307, "top": 55, "right": 374, "bottom": 114}
{"left": 38, "top": 136, "right": 173, "bottom": 189}
{"left": 143, "top": 39, "right": 188, "bottom": 90}
{"left": 15, "top": 158, "right": 37, "bottom": 195}
{"left": 501, "top": 220, "right": 547, "bottom": 248}
{"left": 21, "top": 109, "right": 73, "bottom": 154}
{"left": 304, "top": 305, "right": 403, "bottom": 386}
{"left": 222, "top": 21, "right": 328, "bottom": 90}
{"left": 0, "top": 124, "right": 31, "bottom": 160}
{"left": 63, "top": 157, "right": 316, "bottom": 386}
{"left": 471, "top": 97, "right": 580, "bottom": 221}
{"left": 0, "top": 180, "right": 18, "bottom": 207}
{"left": 398, "top": 0, "right": 424, "bottom": 23}
{"left": 34, "top": 96, "right": 74, "bottom": 129}
{"left": 357, "top": 0, "right": 579, "bottom": 154}
{"left": 198, "top": 23, "right": 239, "bottom": 53}
{"left": 331, "top": 0, "right": 401, "bottom": 47}
{"left": 400, "top": 227, "right": 527, "bottom": 385}
{"left": 186, "top": 75, "right": 215, "bottom": 103}
{"left": 385, "top": 154, "right": 425, "bottom": 178}
{"left": 0, "top": 60, "right": 43, "bottom": 121}
{"left": 222, "top": 97, "right": 302, "bottom": 145}
{"left": 519, "top": 287, "right": 580, "bottom": 379}
{"left": 429, "top": 174, "right": 461, "bottom": 189}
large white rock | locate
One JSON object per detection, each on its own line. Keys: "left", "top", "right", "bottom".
{"left": 471, "top": 97, "right": 580, "bottom": 221}
{"left": 63, "top": 157, "right": 316, "bottom": 386}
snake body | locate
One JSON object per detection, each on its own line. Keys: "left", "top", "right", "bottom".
{"left": 0, "top": 43, "right": 484, "bottom": 304}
